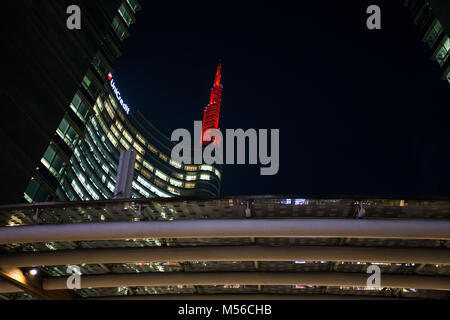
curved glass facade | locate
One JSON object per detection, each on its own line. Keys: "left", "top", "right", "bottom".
{"left": 65, "top": 83, "right": 221, "bottom": 201}
{"left": 24, "top": 0, "right": 221, "bottom": 203}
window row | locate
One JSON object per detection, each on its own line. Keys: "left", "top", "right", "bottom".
{"left": 57, "top": 117, "right": 79, "bottom": 150}
{"left": 104, "top": 93, "right": 222, "bottom": 179}
{"left": 40, "top": 145, "right": 66, "bottom": 180}
{"left": 435, "top": 37, "right": 450, "bottom": 67}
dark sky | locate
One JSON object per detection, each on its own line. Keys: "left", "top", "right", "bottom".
{"left": 113, "top": 1, "right": 450, "bottom": 198}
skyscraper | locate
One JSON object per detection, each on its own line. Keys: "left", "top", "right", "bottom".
{"left": 0, "top": 0, "right": 134, "bottom": 204}
{"left": 10, "top": 1, "right": 221, "bottom": 204}
{"left": 201, "top": 62, "right": 223, "bottom": 146}
{"left": 404, "top": 0, "right": 450, "bottom": 84}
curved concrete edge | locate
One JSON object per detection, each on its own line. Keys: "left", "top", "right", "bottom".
{"left": 1, "top": 219, "right": 450, "bottom": 244}
{"left": 1, "top": 246, "right": 449, "bottom": 268}
{"left": 43, "top": 272, "right": 450, "bottom": 291}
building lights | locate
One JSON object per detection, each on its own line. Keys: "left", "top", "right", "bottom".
{"left": 201, "top": 63, "right": 223, "bottom": 146}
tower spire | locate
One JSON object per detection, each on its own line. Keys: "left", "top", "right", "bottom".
{"left": 202, "top": 61, "right": 223, "bottom": 146}
{"left": 213, "top": 61, "right": 222, "bottom": 87}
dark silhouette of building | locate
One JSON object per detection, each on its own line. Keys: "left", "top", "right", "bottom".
{"left": 404, "top": 0, "right": 450, "bottom": 84}
{"left": 1, "top": 1, "right": 221, "bottom": 205}
{"left": 0, "top": 0, "right": 132, "bottom": 204}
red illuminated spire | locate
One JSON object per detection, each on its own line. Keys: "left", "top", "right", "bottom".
{"left": 202, "top": 61, "right": 223, "bottom": 146}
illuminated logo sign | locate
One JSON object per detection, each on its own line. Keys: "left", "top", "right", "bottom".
{"left": 108, "top": 72, "right": 130, "bottom": 115}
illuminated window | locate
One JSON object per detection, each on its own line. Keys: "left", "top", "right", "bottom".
{"left": 435, "top": 37, "right": 450, "bottom": 66}
{"left": 185, "top": 182, "right": 195, "bottom": 189}
{"left": 40, "top": 146, "right": 66, "bottom": 179}
{"left": 111, "top": 16, "right": 127, "bottom": 42}
{"left": 120, "top": 137, "right": 130, "bottom": 150}
{"left": 199, "top": 174, "right": 211, "bottom": 181}
{"left": 133, "top": 142, "right": 144, "bottom": 155}
{"left": 174, "top": 173, "right": 184, "bottom": 179}
{"left": 102, "top": 164, "right": 110, "bottom": 175}
{"left": 107, "top": 132, "right": 118, "bottom": 147}
{"left": 167, "top": 186, "right": 181, "bottom": 196}
{"left": 81, "top": 74, "right": 99, "bottom": 100}
{"left": 71, "top": 179, "right": 89, "bottom": 201}
{"left": 123, "top": 129, "right": 133, "bottom": 144}
{"left": 155, "top": 170, "right": 168, "bottom": 182}
{"left": 186, "top": 174, "right": 197, "bottom": 181}
{"left": 143, "top": 161, "right": 154, "bottom": 172}
{"left": 118, "top": 3, "right": 133, "bottom": 27}
{"left": 136, "top": 133, "right": 146, "bottom": 145}
{"left": 107, "top": 181, "right": 115, "bottom": 192}
{"left": 93, "top": 102, "right": 101, "bottom": 115}
{"left": 115, "top": 120, "right": 123, "bottom": 132}
{"left": 159, "top": 153, "right": 168, "bottom": 162}
{"left": 95, "top": 108, "right": 107, "bottom": 130}
{"left": 137, "top": 176, "right": 170, "bottom": 198}
{"left": 425, "top": 20, "right": 443, "bottom": 48}
{"left": 154, "top": 179, "right": 166, "bottom": 189}
{"left": 24, "top": 192, "right": 32, "bottom": 203}
{"left": 170, "top": 178, "right": 183, "bottom": 187}
{"left": 105, "top": 101, "right": 115, "bottom": 120}
{"left": 184, "top": 165, "right": 197, "bottom": 171}
{"left": 200, "top": 165, "right": 214, "bottom": 172}
{"left": 126, "top": 0, "right": 139, "bottom": 13}
{"left": 170, "top": 159, "right": 182, "bottom": 169}
{"left": 57, "top": 118, "right": 79, "bottom": 149}
{"left": 92, "top": 98, "right": 102, "bottom": 114}
{"left": 148, "top": 143, "right": 158, "bottom": 153}
{"left": 446, "top": 69, "right": 450, "bottom": 84}
{"left": 76, "top": 171, "right": 99, "bottom": 200}
{"left": 111, "top": 124, "right": 120, "bottom": 139}
{"left": 141, "top": 169, "right": 152, "bottom": 180}
{"left": 24, "top": 178, "right": 44, "bottom": 202}
{"left": 108, "top": 94, "right": 119, "bottom": 111}
{"left": 92, "top": 53, "right": 109, "bottom": 79}
{"left": 70, "top": 94, "right": 90, "bottom": 123}
{"left": 132, "top": 181, "right": 150, "bottom": 198}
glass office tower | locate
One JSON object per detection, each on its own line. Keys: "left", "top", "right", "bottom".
{"left": 404, "top": 0, "right": 450, "bottom": 84}
{"left": 24, "top": 0, "right": 221, "bottom": 203}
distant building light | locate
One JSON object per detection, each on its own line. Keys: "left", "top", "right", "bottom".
{"left": 294, "top": 198, "right": 306, "bottom": 205}
{"left": 29, "top": 269, "right": 38, "bottom": 276}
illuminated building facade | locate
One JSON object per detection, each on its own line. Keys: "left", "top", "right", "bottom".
{"left": 24, "top": 1, "right": 221, "bottom": 203}
{"left": 201, "top": 62, "right": 223, "bottom": 146}
{"left": 1, "top": 0, "right": 131, "bottom": 204}
{"left": 404, "top": 0, "right": 450, "bottom": 84}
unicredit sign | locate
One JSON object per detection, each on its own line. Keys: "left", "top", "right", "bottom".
{"left": 108, "top": 72, "right": 130, "bottom": 115}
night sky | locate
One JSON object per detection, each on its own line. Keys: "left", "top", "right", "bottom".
{"left": 113, "top": 1, "right": 450, "bottom": 198}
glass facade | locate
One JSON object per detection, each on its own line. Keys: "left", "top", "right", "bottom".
{"left": 24, "top": 0, "right": 221, "bottom": 203}
{"left": 435, "top": 37, "right": 450, "bottom": 67}
{"left": 405, "top": 0, "right": 450, "bottom": 86}
{"left": 425, "top": 20, "right": 442, "bottom": 48}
